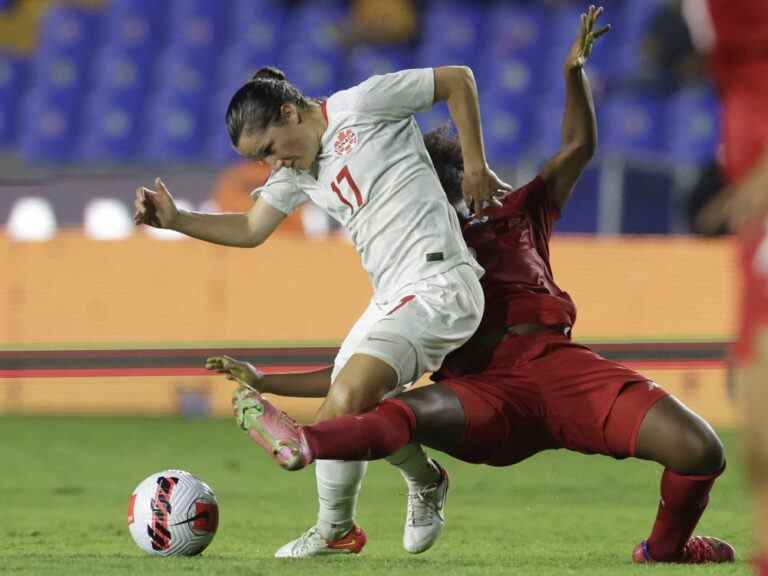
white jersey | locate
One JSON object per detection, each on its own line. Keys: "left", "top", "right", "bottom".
{"left": 254, "top": 68, "right": 482, "bottom": 300}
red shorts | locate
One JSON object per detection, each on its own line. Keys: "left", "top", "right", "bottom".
{"left": 736, "top": 222, "right": 768, "bottom": 364}
{"left": 439, "top": 331, "right": 668, "bottom": 466}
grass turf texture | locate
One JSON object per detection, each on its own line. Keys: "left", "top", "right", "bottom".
{"left": 0, "top": 416, "right": 752, "bottom": 575}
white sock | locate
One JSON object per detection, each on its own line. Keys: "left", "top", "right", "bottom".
{"left": 315, "top": 459, "right": 367, "bottom": 540}
{"left": 386, "top": 443, "right": 439, "bottom": 489}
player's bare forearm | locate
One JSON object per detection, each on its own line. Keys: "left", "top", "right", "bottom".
{"left": 172, "top": 198, "right": 284, "bottom": 248}
{"left": 172, "top": 211, "right": 260, "bottom": 247}
{"left": 561, "top": 66, "right": 597, "bottom": 160}
{"left": 261, "top": 366, "right": 333, "bottom": 398}
{"left": 541, "top": 5, "right": 608, "bottom": 211}
{"left": 434, "top": 66, "right": 486, "bottom": 170}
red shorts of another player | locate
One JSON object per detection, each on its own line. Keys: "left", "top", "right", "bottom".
{"left": 439, "top": 331, "right": 668, "bottom": 466}
{"left": 735, "top": 221, "right": 768, "bottom": 364}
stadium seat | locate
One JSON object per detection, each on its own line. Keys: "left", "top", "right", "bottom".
{"left": 416, "top": 104, "right": 451, "bottom": 135}
{"left": 478, "top": 56, "right": 538, "bottom": 101}
{"left": 482, "top": 95, "right": 534, "bottom": 164}
{"left": 344, "top": 45, "right": 413, "bottom": 87}
{"left": 38, "top": 5, "right": 101, "bottom": 62}
{"left": 279, "top": 48, "right": 339, "bottom": 97}
{"left": 553, "top": 165, "right": 599, "bottom": 234}
{"left": 485, "top": 2, "right": 546, "bottom": 59}
{"left": 77, "top": 87, "right": 144, "bottom": 162}
{"left": 208, "top": 87, "right": 241, "bottom": 165}
{"left": 665, "top": 86, "right": 720, "bottom": 165}
{"left": 104, "top": 0, "right": 165, "bottom": 58}
{"left": 220, "top": 44, "right": 280, "bottom": 91}
{"left": 621, "top": 166, "right": 674, "bottom": 234}
{"left": 33, "top": 52, "right": 88, "bottom": 100}
{"left": 286, "top": 0, "right": 346, "bottom": 56}
{"left": 92, "top": 48, "right": 152, "bottom": 96}
{"left": 0, "top": 53, "right": 27, "bottom": 146}
{"left": 144, "top": 90, "right": 210, "bottom": 161}
{"left": 7, "top": 197, "right": 58, "bottom": 241}
{"left": 18, "top": 88, "right": 80, "bottom": 162}
{"left": 601, "top": 93, "right": 664, "bottom": 157}
{"left": 422, "top": 0, "right": 484, "bottom": 63}
{"left": 231, "top": 0, "right": 286, "bottom": 60}
{"left": 155, "top": 51, "right": 216, "bottom": 99}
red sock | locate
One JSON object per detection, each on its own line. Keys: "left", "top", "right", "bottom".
{"left": 755, "top": 553, "right": 768, "bottom": 576}
{"left": 302, "top": 399, "right": 416, "bottom": 461}
{"left": 646, "top": 465, "right": 724, "bottom": 560}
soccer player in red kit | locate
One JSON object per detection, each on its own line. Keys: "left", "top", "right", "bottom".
{"left": 210, "top": 6, "right": 734, "bottom": 563}
{"left": 689, "top": 0, "right": 768, "bottom": 572}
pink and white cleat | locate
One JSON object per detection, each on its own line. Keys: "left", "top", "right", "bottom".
{"left": 233, "top": 387, "right": 314, "bottom": 471}
{"left": 633, "top": 536, "right": 735, "bottom": 564}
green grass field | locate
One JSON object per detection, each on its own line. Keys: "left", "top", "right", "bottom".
{"left": 0, "top": 416, "right": 752, "bottom": 575}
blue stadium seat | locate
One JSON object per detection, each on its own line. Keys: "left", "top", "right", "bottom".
{"left": 155, "top": 51, "right": 216, "bottom": 100}
{"left": 601, "top": 93, "right": 664, "bottom": 157}
{"left": 19, "top": 89, "right": 80, "bottom": 162}
{"left": 33, "top": 53, "right": 88, "bottom": 98}
{"left": 220, "top": 44, "right": 281, "bottom": 90}
{"left": 208, "top": 89, "right": 241, "bottom": 165}
{"left": 279, "top": 49, "right": 339, "bottom": 97}
{"left": 92, "top": 48, "right": 152, "bottom": 96}
{"left": 554, "top": 166, "right": 599, "bottom": 234}
{"left": 478, "top": 56, "right": 538, "bottom": 101}
{"left": 0, "top": 53, "right": 27, "bottom": 146}
{"left": 482, "top": 94, "right": 535, "bottom": 164}
{"left": 166, "top": 0, "right": 228, "bottom": 66}
{"left": 422, "top": 0, "right": 484, "bottom": 63}
{"left": 532, "top": 93, "right": 566, "bottom": 157}
{"left": 344, "top": 45, "right": 413, "bottom": 87}
{"left": 621, "top": 166, "right": 674, "bottom": 234}
{"left": 144, "top": 90, "right": 211, "bottom": 161}
{"left": 104, "top": 0, "right": 165, "bottom": 58}
{"left": 416, "top": 105, "right": 451, "bottom": 135}
{"left": 286, "top": 0, "right": 346, "bottom": 56}
{"left": 232, "top": 0, "right": 286, "bottom": 59}
{"left": 77, "top": 88, "right": 144, "bottom": 162}
{"left": 486, "top": 2, "right": 546, "bottom": 60}
{"left": 665, "top": 87, "right": 720, "bottom": 165}
{"left": 38, "top": 5, "right": 101, "bottom": 62}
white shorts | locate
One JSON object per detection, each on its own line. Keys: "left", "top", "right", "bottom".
{"left": 331, "top": 263, "right": 484, "bottom": 391}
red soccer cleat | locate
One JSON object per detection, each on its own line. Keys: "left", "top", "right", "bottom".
{"left": 633, "top": 536, "right": 735, "bottom": 564}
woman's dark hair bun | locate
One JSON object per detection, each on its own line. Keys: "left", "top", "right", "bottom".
{"left": 252, "top": 66, "right": 286, "bottom": 82}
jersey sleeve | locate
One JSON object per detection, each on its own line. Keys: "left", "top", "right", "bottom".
{"left": 519, "top": 176, "right": 560, "bottom": 240}
{"left": 349, "top": 68, "right": 435, "bottom": 120}
{"left": 250, "top": 168, "right": 310, "bottom": 215}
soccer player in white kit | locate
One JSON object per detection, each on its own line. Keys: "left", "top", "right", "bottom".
{"left": 134, "top": 65, "right": 509, "bottom": 557}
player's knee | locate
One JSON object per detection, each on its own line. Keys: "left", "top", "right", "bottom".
{"left": 746, "top": 430, "right": 768, "bottom": 484}
{"left": 326, "top": 381, "right": 377, "bottom": 416}
{"left": 679, "top": 424, "right": 724, "bottom": 475}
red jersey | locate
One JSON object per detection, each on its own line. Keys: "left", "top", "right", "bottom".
{"left": 707, "top": 0, "right": 768, "bottom": 93}
{"left": 437, "top": 176, "right": 576, "bottom": 376}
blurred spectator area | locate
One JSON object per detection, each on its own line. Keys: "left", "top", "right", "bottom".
{"left": 0, "top": 0, "right": 721, "bottom": 236}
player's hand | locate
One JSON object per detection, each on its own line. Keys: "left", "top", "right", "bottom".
{"left": 205, "top": 355, "right": 265, "bottom": 391}
{"left": 565, "top": 5, "right": 610, "bottom": 72}
{"left": 133, "top": 177, "right": 179, "bottom": 228}
{"left": 462, "top": 164, "right": 512, "bottom": 216}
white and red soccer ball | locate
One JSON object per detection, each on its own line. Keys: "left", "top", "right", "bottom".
{"left": 128, "top": 470, "right": 219, "bottom": 556}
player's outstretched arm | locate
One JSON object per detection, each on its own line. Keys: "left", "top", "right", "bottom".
{"left": 540, "top": 5, "right": 609, "bottom": 213}
{"left": 206, "top": 356, "right": 333, "bottom": 398}
{"left": 434, "top": 66, "right": 511, "bottom": 215}
{"left": 133, "top": 178, "right": 285, "bottom": 248}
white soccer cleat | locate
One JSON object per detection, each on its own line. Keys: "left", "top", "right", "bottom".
{"left": 274, "top": 524, "right": 367, "bottom": 558}
{"left": 403, "top": 458, "right": 449, "bottom": 554}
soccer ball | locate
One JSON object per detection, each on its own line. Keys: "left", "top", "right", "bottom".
{"left": 127, "top": 469, "right": 219, "bottom": 556}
